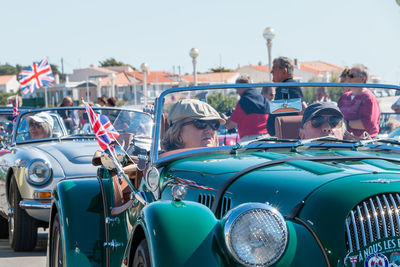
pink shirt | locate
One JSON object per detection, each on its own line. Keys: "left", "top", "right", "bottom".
{"left": 230, "top": 103, "right": 269, "bottom": 138}
{"left": 338, "top": 90, "right": 380, "bottom": 137}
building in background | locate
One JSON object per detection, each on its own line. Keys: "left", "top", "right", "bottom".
{"left": 0, "top": 75, "right": 19, "bottom": 93}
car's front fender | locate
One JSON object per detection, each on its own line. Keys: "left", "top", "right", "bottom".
{"left": 50, "top": 178, "right": 106, "bottom": 267}
{"left": 134, "top": 200, "right": 326, "bottom": 267}
{"left": 137, "top": 200, "right": 229, "bottom": 267}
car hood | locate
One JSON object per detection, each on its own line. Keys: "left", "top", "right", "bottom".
{"left": 33, "top": 140, "right": 99, "bottom": 177}
{"left": 166, "top": 150, "right": 395, "bottom": 212}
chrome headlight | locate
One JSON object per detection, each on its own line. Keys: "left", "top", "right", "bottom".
{"left": 224, "top": 203, "right": 288, "bottom": 266}
{"left": 145, "top": 167, "right": 159, "bottom": 191}
{"left": 25, "top": 159, "right": 52, "bottom": 185}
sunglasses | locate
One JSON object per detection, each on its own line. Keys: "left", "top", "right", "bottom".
{"left": 29, "top": 121, "right": 42, "bottom": 128}
{"left": 182, "top": 119, "right": 220, "bottom": 130}
{"left": 346, "top": 73, "right": 362, "bottom": 79}
{"left": 310, "top": 115, "right": 343, "bottom": 128}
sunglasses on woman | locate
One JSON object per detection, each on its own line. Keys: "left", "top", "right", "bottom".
{"left": 29, "top": 121, "right": 42, "bottom": 128}
{"left": 310, "top": 115, "right": 343, "bottom": 128}
{"left": 181, "top": 119, "right": 220, "bottom": 130}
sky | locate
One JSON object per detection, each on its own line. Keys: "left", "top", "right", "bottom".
{"left": 1, "top": 0, "right": 400, "bottom": 84}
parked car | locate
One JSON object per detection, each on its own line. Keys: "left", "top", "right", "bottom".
{"left": 48, "top": 83, "right": 400, "bottom": 267}
{"left": 0, "top": 106, "right": 152, "bottom": 252}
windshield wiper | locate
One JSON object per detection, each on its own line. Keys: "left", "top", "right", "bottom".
{"left": 230, "top": 136, "right": 297, "bottom": 154}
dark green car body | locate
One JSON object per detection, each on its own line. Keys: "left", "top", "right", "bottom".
{"left": 47, "top": 83, "right": 400, "bottom": 267}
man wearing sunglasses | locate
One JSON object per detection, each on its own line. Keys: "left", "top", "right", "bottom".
{"left": 299, "top": 102, "right": 345, "bottom": 139}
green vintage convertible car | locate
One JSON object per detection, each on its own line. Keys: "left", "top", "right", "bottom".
{"left": 48, "top": 83, "right": 400, "bottom": 267}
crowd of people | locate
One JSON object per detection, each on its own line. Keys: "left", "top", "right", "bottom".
{"left": 160, "top": 56, "right": 388, "bottom": 152}
{"left": 2, "top": 58, "right": 394, "bottom": 151}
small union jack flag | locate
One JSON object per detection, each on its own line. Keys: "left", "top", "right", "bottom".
{"left": 349, "top": 255, "right": 357, "bottom": 267}
{"left": 12, "top": 100, "right": 19, "bottom": 123}
{"left": 83, "top": 101, "right": 120, "bottom": 153}
{"left": 173, "top": 177, "right": 215, "bottom": 191}
{"left": 19, "top": 57, "right": 54, "bottom": 95}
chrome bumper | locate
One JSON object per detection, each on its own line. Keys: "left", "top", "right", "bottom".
{"left": 19, "top": 200, "right": 51, "bottom": 209}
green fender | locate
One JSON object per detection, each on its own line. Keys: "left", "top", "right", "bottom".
{"left": 137, "top": 200, "right": 302, "bottom": 267}
{"left": 139, "top": 200, "right": 231, "bottom": 267}
{"left": 53, "top": 178, "right": 106, "bottom": 267}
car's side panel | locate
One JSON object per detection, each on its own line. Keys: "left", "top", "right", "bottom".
{"left": 53, "top": 178, "right": 106, "bottom": 266}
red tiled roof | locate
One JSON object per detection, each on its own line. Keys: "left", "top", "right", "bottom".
{"left": 126, "top": 71, "right": 177, "bottom": 83}
{"left": 100, "top": 72, "right": 134, "bottom": 86}
{"left": 248, "top": 65, "right": 270, "bottom": 72}
{"left": 0, "top": 75, "right": 15, "bottom": 85}
{"left": 299, "top": 61, "right": 345, "bottom": 74}
{"left": 196, "top": 72, "right": 239, "bottom": 82}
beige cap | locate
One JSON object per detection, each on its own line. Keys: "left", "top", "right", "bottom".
{"left": 27, "top": 112, "right": 54, "bottom": 129}
{"left": 168, "top": 99, "right": 225, "bottom": 125}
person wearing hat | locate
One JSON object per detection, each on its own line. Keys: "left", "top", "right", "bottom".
{"left": 299, "top": 102, "right": 345, "bottom": 139}
{"left": 27, "top": 112, "right": 54, "bottom": 139}
{"left": 161, "top": 99, "right": 225, "bottom": 152}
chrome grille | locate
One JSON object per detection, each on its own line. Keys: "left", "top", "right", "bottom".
{"left": 346, "top": 193, "right": 400, "bottom": 253}
{"left": 198, "top": 193, "right": 232, "bottom": 219}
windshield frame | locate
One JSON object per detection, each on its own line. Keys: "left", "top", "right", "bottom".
{"left": 11, "top": 106, "right": 152, "bottom": 146}
{"left": 151, "top": 82, "right": 400, "bottom": 165}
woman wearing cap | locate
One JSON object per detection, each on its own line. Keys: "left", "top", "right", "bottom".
{"left": 27, "top": 112, "right": 54, "bottom": 139}
{"left": 161, "top": 99, "right": 225, "bottom": 152}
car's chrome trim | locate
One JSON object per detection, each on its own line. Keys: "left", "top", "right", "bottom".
{"left": 19, "top": 200, "right": 51, "bottom": 209}
{"left": 376, "top": 196, "right": 388, "bottom": 237}
{"left": 369, "top": 198, "right": 381, "bottom": 239}
{"left": 383, "top": 195, "right": 395, "bottom": 236}
{"left": 391, "top": 194, "right": 400, "bottom": 234}
{"left": 350, "top": 210, "right": 360, "bottom": 250}
{"left": 356, "top": 206, "right": 366, "bottom": 246}
{"left": 362, "top": 202, "right": 373, "bottom": 243}
{"left": 346, "top": 193, "right": 400, "bottom": 253}
{"left": 345, "top": 219, "right": 353, "bottom": 253}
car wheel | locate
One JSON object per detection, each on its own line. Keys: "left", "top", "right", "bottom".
{"left": 8, "top": 178, "right": 37, "bottom": 251}
{"left": 0, "top": 216, "right": 8, "bottom": 238}
{"left": 132, "top": 239, "right": 150, "bottom": 267}
{"left": 50, "top": 214, "right": 63, "bottom": 267}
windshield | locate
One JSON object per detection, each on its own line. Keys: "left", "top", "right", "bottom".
{"left": 154, "top": 83, "right": 400, "bottom": 160}
{"left": 14, "top": 107, "right": 152, "bottom": 144}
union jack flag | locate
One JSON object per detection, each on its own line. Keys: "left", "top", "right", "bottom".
{"left": 12, "top": 100, "right": 18, "bottom": 123}
{"left": 349, "top": 255, "right": 357, "bottom": 267}
{"left": 19, "top": 57, "right": 54, "bottom": 95}
{"left": 83, "top": 101, "right": 120, "bottom": 153}
{"left": 173, "top": 177, "right": 215, "bottom": 191}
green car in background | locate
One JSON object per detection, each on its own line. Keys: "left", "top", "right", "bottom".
{"left": 47, "top": 83, "right": 400, "bottom": 267}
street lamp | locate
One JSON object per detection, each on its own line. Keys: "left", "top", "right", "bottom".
{"left": 140, "top": 63, "right": 149, "bottom": 106}
{"left": 109, "top": 73, "right": 116, "bottom": 98}
{"left": 263, "top": 27, "right": 275, "bottom": 82}
{"left": 96, "top": 78, "right": 102, "bottom": 98}
{"left": 189, "top": 48, "right": 199, "bottom": 86}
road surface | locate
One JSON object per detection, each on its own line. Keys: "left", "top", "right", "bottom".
{"left": 0, "top": 231, "right": 47, "bottom": 267}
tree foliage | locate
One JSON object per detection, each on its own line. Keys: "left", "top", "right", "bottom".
{"left": 0, "top": 64, "right": 17, "bottom": 75}
{"left": 98, "top": 58, "right": 136, "bottom": 70}
{"left": 207, "top": 92, "right": 237, "bottom": 114}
